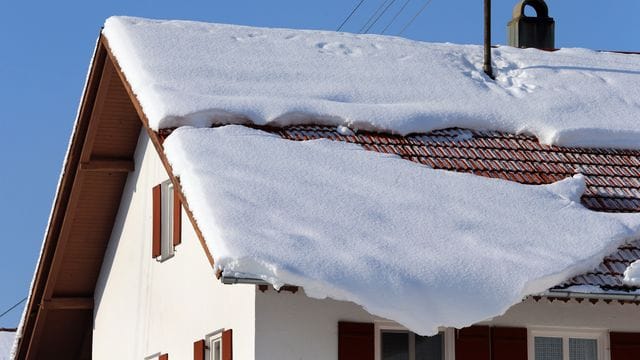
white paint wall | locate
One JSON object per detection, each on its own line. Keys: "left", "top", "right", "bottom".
{"left": 255, "top": 288, "right": 375, "bottom": 360}
{"left": 93, "top": 131, "right": 256, "bottom": 360}
{"left": 487, "top": 297, "right": 640, "bottom": 331}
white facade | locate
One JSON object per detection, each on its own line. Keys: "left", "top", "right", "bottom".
{"left": 93, "top": 131, "right": 256, "bottom": 359}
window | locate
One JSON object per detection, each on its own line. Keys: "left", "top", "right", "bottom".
{"left": 152, "top": 180, "right": 182, "bottom": 260}
{"left": 529, "top": 329, "right": 606, "bottom": 360}
{"left": 207, "top": 332, "right": 222, "bottom": 360}
{"left": 381, "top": 331, "right": 444, "bottom": 360}
{"left": 376, "top": 322, "right": 452, "bottom": 360}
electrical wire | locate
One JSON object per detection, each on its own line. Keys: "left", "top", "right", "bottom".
{"left": 398, "top": 0, "right": 435, "bottom": 36}
{"left": 359, "top": 0, "right": 393, "bottom": 33}
{"left": 337, "top": 0, "right": 368, "bottom": 31}
{"left": 0, "top": 297, "right": 27, "bottom": 320}
{"left": 380, "top": 0, "right": 412, "bottom": 34}
{"left": 362, "top": 0, "right": 399, "bottom": 34}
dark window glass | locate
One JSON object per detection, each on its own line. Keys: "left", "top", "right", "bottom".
{"left": 415, "top": 333, "right": 444, "bottom": 360}
{"left": 382, "top": 332, "right": 409, "bottom": 360}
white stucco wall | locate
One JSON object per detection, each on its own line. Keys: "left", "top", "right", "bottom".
{"left": 487, "top": 297, "right": 640, "bottom": 331}
{"left": 93, "top": 131, "right": 256, "bottom": 359}
{"left": 255, "top": 288, "right": 375, "bottom": 360}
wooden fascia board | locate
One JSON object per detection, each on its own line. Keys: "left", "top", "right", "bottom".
{"left": 16, "top": 36, "right": 108, "bottom": 360}
{"left": 101, "top": 36, "right": 216, "bottom": 270}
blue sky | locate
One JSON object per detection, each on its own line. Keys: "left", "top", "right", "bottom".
{"left": 0, "top": 0, "right": 638, "bottom": 328}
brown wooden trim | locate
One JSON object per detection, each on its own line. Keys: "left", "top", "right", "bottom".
{"left": 159, "top": 354, "right": 169, "bottom": 360}
{"left": 102, "top": 36, "right": 215, "bottom": 269}
{"left": 152, "top": 184, "right": 162, "bottom": 258}
{"left": 194, "top": 339, "right": 205, "bottom": 360}
{"left": 222, "top": 329, "right": 232, "bottom": 360}
{"left": 41, "top": 297, "right": 94, "bottom": 311}
{"left": 18, "top": 37, "right": 110, "bottom": 360}
{"left": 173, "top": 185, "right": 182, "bottom": 246}
{"left": 79, "top": 159, "right": 134, "bottom": 172}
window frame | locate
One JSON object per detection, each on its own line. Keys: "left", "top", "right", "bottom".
{"left": 528, "top": 327, "right": 609, "bottom": 360}
{"left": 205, "top": 329, "right": 224, "bottom": 360}
{"left": 157, "top": 180, "right": 176, "bottom": 262}
{"left": 374, "top": 320, "right": 455, "bottom": 360}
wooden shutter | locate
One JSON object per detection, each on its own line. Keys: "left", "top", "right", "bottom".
{"left": 610, "top": 332, "right": 640, "bottom": 360}
{"left": 491, "top": 327, "right": 527, "bottom": 360}
{"left": 455, "top": 326, "right": 491, "bottom": 360}
{"left": 222, "top": 329, "right": 233, "bottom": 360}
{"left": 338, "top": 321, "right": 374, "bottom": 360}
{"left": 152, "top": 184, "right": 162, "bottom": 258}
{"left": 194, "top": 339, "right": 205, "bottom": 360}
{"left": 173, "top": 186, "right": 182, "bottom": 246}
{"left": 159, "top": 354, "right": 168, "bottom": 360}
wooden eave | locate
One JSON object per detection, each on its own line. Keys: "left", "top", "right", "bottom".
{"left": 14, "top": 35, "right": 213, "bottom": 359}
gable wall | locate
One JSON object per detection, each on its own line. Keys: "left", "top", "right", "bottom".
{"left": 93, "top": 130, "right": 256, "bottom": 359}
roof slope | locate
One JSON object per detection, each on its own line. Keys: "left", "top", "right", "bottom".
{"left": 104, "top": 16, "right": 640, "bottom": 149}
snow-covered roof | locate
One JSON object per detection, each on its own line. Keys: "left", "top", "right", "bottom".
{"left": 624, "top": 260, "right": 640, "bottom": 286}
{"left": 0, "top": 330, "right": 15, "bottom": 360}
{"left": 102, "top": 16, "right": 640, "bottom": 335}
{"left": 103, "top": 16, "right": 640, "bottom": 149}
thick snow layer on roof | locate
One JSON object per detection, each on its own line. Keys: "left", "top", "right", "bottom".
{"left": 0, "top": 331, "right": 15, "bottom": 360}
{"left": 103, "top": 16, "right": 640, "bottom": 149}
{"left": 164, "top": 125, "right": 640, "bottom": 335}
{"left": 624, "top": 260, "right": 640, "bottom": 286}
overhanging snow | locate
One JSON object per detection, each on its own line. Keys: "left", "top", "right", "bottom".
{"left": 163, "top": 125, "right": 640, "bottom": 335}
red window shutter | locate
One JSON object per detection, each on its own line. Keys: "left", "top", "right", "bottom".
{"left": 159, "top": 354, "right": 168, "bottom": 360}
{"left": 610, "top": 332, "right": 640, "bottom": 360}
{"left": 222, "top": 329, "right": 233, "bottom": 360}
{"left": 152, "top": 184, "right": 162, "bottom": 258}
{"left": 455, "top": 326, "right": 491, "bottom": 360}
{"left": 194, "top": 339, "right": 205, "bottom": 360}
{"left": 338, "top": 321, "right": 374, "bottom": 360}
{"left": 491, "top": 327, "right": 527, "bottom": 360}
{"left": 173, "top": 186, "right": 182, "bottom": 246}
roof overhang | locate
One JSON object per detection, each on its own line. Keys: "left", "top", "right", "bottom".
{"left": 13, "top": 35, "right": 213, "bottom": 360}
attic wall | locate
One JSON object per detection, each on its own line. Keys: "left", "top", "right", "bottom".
{"left": 92, "top": 130, "right": 256, "bottom": 359}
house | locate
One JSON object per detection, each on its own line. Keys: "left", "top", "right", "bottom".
{"left": 11, "top": 16, "right": 640, "bottom": 360}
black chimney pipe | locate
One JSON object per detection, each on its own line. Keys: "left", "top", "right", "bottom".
{"left": 483, "top": 0, "right": 495, "bottom": 79}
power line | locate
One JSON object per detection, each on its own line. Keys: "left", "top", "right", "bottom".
{"left": 362, "top": 0, "right": 399, "bottom": 34}
{"left": 398, "top": 0, "right": 435, "bottom": 36}
{"left": 337, "top": 0, "right": 368, "bottom": 31}
{"left": 0, "top": 297, "right": 27, "bottom": 320}
{"left": 381, "top": 0, "right": 412, "bottom": 34}
{"left": 359, "top": 0, "right": 393, "bottom": 33}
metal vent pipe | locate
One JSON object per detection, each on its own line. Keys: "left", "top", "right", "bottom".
{"left": 483, "top": 0, "right": 494, "bottom": 79}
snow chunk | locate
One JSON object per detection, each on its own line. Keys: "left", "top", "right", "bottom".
{"left": 0, "top": 330, "right": 15, "bottom": 360}
{"left": 103, "top": 16, "right": 640, "bottom": 149}
{"left": 624, "top": 260, "right": 640, "bottom": 286}
{"left": 163, "top": 125, "right": 640, "bottom": 335}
